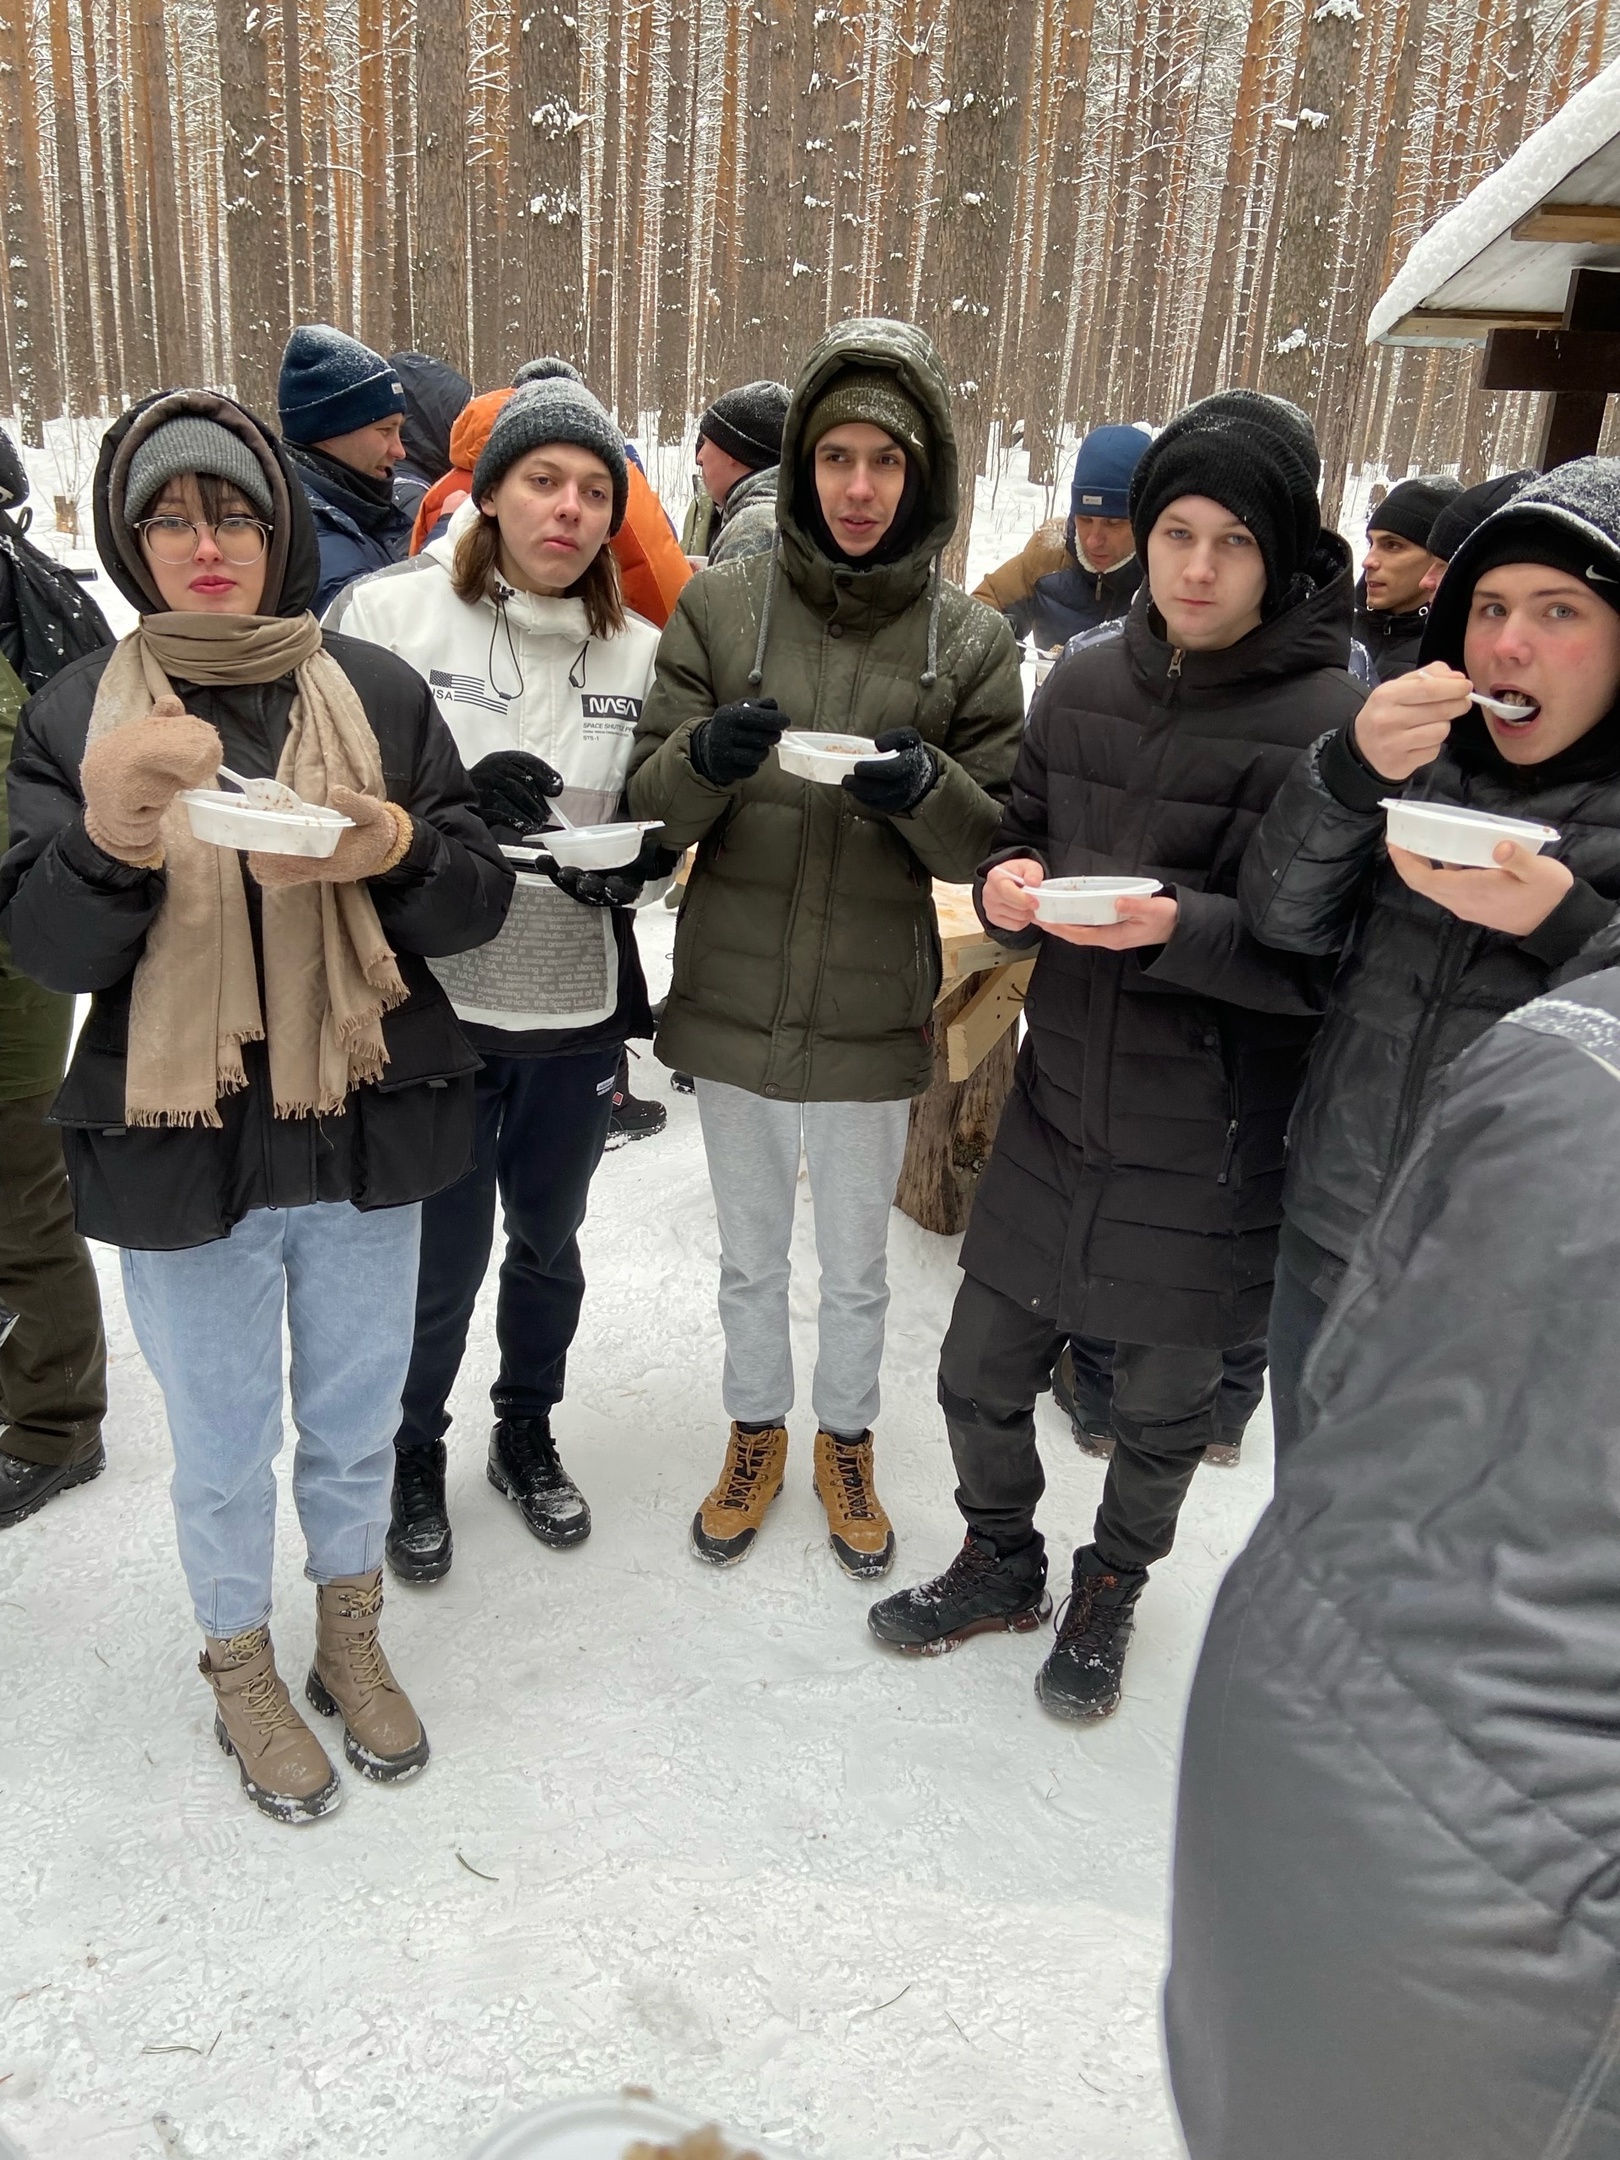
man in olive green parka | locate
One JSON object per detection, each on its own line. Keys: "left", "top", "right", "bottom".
{"left": 629, "top": 317, "right": 1022, "bottom": 1584}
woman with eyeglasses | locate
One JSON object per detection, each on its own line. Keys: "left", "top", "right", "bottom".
{"left": 0, "top": 391, "right": 512, "bottom": 1823}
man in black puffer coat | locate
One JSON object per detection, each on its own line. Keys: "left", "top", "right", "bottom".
{"left": 1242, "top": 457, "right": 1620, "bottom": 1453}
{"left": 1168, "top": 963, "right": 1620, "bottom": 2160}
{"left": 870, "top": 392, "right": 1365, "bottom": 1720}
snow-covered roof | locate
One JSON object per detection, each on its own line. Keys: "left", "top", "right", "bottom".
{"left": 1370, "top": 59, "right": 1620, "bottom": 346}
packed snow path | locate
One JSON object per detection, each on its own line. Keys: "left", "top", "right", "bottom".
{"left": 1, "top": 911, "right": 1271, "bottom": 2160}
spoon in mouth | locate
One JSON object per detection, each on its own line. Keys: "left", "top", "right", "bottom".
{"left": 1471, "top": 690, "right": 1541, "bottom": 721}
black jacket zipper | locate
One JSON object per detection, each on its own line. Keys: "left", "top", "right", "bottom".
{"left": 1389, "top": 916, "right": 1472, "bottom": 1166}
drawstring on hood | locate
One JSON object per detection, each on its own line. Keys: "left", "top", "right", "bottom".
{"left": 487, "top": 581, "right": 524, "bottom": 702}
{"left": 922, "top": 555, "right": 942, "bottom": 689}
{"left": 748, "top": 532, "right": 781, "bottom": 689}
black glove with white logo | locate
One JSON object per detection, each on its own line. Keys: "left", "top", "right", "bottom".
{"left": 469, "top": 750, "right": 565, "bottom": 839}
{"left": 541, "top": 829, "right": 680, "bottom": 910}
{"left": 841, "top": 727, "right": 938, "bottom": 815}
{"left": 689, "top": 697, "right": 787, "bottom": 787}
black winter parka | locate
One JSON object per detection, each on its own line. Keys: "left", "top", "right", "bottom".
{"left": 959, "top": 541, "right": 1366, "bottom": 1348}
{"left": 1168, "top": 968, "right": 1620, "bottom": 2160}
{"left": 0, "top": 398, "right": 513, "bottom": 1251}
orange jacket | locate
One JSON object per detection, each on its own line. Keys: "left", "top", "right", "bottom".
{"left": 408, "top": 387, "right": 691, "bottom": 629}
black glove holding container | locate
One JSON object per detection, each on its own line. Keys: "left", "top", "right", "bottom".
{"left": 841, "top": 727, "right": 938, "bottom": 815}
{"left": 689, "top": 696, "right": 787, "bottom": 787}
{"left": 540, "top": 827, "right": 680, "bottom": 910}
{"left": 468, "top": 749, "right": 565, "bottom": 839}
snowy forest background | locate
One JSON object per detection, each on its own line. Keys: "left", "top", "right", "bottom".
{"left": 0, "top": 0, "right": 1617, "bottom": 565}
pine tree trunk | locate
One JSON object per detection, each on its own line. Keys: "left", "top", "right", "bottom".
{"left": 511, "top": 0, "right": 583, "bottom": 371}
{"left": 216, "top": 0, "right": 286, "bottom": 414}
{"left": 1187, "top": 0, "right": 1281, "bottom": 402}
{"left": 413, "top": 0, "right": 468, "bottom": 373}
{"left": 1025, "top": 0, "right": 1097, "bottom": 483}
{"left": 137, "top": 0, "right": 195, "bottom": 385}
{"left": 48, "top": 0, "right": 97, "bottom": 411}
{"left": 357, "top": 0, "right": 389, "bottom": 353}
{"left": 78, "top": 0, "right": 119, "bottom": 403}
{"left": 0, "top": 0, "right": 62, "bottom": 439}
{"left": 388, "top": 0, "right": 413, "bottom": 350}
{"left": 655, "top": 0, "right": 692, "bottom": 442}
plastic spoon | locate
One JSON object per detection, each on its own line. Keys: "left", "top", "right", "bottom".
{"left": 1470, "top": 690, "right": 1540, "bottom": 721}
{"left": 216, "top": 763, "right": 304, "bottom": 812}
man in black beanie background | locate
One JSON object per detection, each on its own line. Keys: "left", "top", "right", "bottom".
{"left": 680, "top": 379, "right": 790, "bottom": 561}
{"left": 870, "top": 391, "right": 1366, "bottom": 1728}
{"left": 1355, "top": 472, "right": 1462, "bottom": 683}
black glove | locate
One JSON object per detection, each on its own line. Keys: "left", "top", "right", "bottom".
{"left": 469, "top": 749, "right": 565, "bottom": 838}
{"left": 540, "top": 830, "right": 679, "bottom": 910}
{"left": 689, "top": 696, "right": 787, "bottom": 787}
{"left": 841, "top": 727, "right": 938, "bottom": 815}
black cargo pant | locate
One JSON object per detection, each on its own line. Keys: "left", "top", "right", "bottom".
{"left": 940, "top": 1273, "right": 1223, "bottom": 1575}
{"left": 1066, "top": 1332, "right": 1267, "bottom": 1443}
{"left": 0, "top": 1091, "right": 107, "bottom": 1466}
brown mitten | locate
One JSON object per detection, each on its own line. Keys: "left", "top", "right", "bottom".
{"left": 247, "top": 785, "right": 414, "bottom": 889}
{"left": 80, "top": 695, "right": 223, "bottom": 865}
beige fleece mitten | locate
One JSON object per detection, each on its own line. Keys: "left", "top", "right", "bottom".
{"left": 247, "top": 786, "right": 414, "bottom": 888}
{"left": 80, "top": 695, "right": 223, "bottom": 866}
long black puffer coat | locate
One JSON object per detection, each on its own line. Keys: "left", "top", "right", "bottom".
{"left": 958, "top": 537, "right": 1366, "bottom": 1348}
{"left": 1167, "top": 966, "right": 1620, "bottom": 2160}
{"left": 1240, "top": 459, "right": 1620, "bottom": 1267}
{"left": 0, "top": 392, "right": 513, "bottom": 1251}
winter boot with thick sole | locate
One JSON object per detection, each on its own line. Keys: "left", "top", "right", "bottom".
{"left": 1202, "top": 1426, "right": 1244, "bottom": 1469}
{"left": 691, "top": 1422, "right": 788, "bottom": 1565}
{"left": 868, "top": 1533, "right": 1050, "bottom": 1654}
{"left": 605, "top": 1047, "right": 667, "bottom": 1148}
{"left": 0, "top": 1441, "right": 106, "bottom": 1529}
{"left": 386, "top": 1440, "right": 452, "bottom": 1583}
{"left": 812, "top": 1428, "right": 895, "bottom": 1579}
{"left": 202, "top": 1624, "right": 342, "bottom": 1824}
{"left": 306, "top": 1570, "right": 430, "bottom": 1781}
{"left": 488, "top": 1416, "right": 592, "bottom": 1546}
{"left": 1035, "top": 1546, "right": 1149, "bottom": 1721}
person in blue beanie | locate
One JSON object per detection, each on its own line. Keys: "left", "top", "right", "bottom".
{"left": 973, "top": 423, "right": 1153, "bottom": 652}
{"left": 278, "top": 325, "right": 414, "bottom": 615}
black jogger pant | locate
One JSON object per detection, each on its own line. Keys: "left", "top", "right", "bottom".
{"left": 0, "top": 1091, "right": 107, "bottom": 1467}
{"left": 394, "top": 1044, "right": 620, "bottom": 1453}
{"left": 1066, "top": 1332, "right": 1267, "bottom": 1442}
{"left": 940, "top": 1273, "right": 1224, "bottom": 1575}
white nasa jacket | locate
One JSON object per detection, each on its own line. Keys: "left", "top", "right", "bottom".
{"left": 328, "top": 505, "right": 663, "bottom": 1041}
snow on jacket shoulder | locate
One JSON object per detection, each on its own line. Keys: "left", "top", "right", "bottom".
{"left": 957, "top": 541, "right": 1366, "bottom": 1347}
{"left": 328, "top": 519, "right": 662, "bottom": 1055}
{"left": 1168, "top": 965, "right": 1620, "bottom": 2159}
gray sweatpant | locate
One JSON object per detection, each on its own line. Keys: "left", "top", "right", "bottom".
{"left": 694, "top": 1079, "right": 911, "bottom": 1436}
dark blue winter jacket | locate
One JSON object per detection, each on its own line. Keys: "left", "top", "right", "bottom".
{"left": 286, "top": 443, "right": 414, "bottom": 617}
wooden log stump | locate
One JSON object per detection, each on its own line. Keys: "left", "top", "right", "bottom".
{"left": 896, "top": 976, "right": 1021, "bottom": 1236}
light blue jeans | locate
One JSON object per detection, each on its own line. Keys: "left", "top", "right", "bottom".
{"left": 121, "top": 1201, "right": 422, "bottom": 1638}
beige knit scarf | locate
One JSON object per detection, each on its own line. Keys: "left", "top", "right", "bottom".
{"left": 87, "top": 611, "right": 407, "bottom": 1127}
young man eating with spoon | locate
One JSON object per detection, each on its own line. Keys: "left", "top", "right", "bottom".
{"left": 1242, "top": 456, "right": 1620, "bottom": 1455}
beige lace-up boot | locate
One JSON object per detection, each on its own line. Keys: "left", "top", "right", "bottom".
{"left": 691, "top": 1422, "right": 789, "bottom": 1565}
{"left": 201, "top": 1625, "right": 342, "bottom": 1824}
{"left": 813, "top": 1429, "right": 896, "bottom": 1579}
{"left": 306, "top": 1569, "right": 430, "bottom": 1781}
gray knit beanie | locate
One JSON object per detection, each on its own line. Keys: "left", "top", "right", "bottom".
{"left": 471, "top": 380, "right": 630, "bottom": 534}
{"left": 513, "top": 356, "right": 586, "bottom": 389}
{"left": 125, "top": 416, "right": 274, "bottom": 522}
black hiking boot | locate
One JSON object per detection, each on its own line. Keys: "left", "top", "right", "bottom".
{"left": 386, "top": 1441, "right": 452, "bottom": 1584}
{"left": 0, "top": 1441, "right": 105, "bottom": 1530}
{"left": 1035, "top": 1547, "right": 1149, "bottom": 1722}
{"left": 1051, "top": 1345, "right": 1113, "bottom": 1460}
{"left": 488, "top": 1417, "right": 592, "bottom": 1547}
{"left": 868, "top": 1533, "right": 1050, "bottom": 1655}
{"left": 606, "top": 1047, "right": 667, "bottom": 1149}
{"left": 670, "top": 1071, "right": 696, "bottom": 1095}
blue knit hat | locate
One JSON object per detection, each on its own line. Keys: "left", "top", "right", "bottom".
{"left": 1070, "top": 424, "right": 1153, "bottom": 520}
{"left": 277, "top": 325, "right": 407, "bottom": 446}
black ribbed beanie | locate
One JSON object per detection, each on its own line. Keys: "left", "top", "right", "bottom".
{"left": 1129, "top": 395, "right": 1321, "bottom": 612}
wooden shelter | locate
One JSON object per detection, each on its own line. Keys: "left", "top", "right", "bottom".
{"left": 1369, "top": 58, "right": 1620, "bottom": 466}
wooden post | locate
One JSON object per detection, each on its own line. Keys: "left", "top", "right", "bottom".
{"left": 896, "top": 978, "right": 1022, "bottom": 1237}
{"left": 1480, "top": 266, "right": 1620, "bottom": 469}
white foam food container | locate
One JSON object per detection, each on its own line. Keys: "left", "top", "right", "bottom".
{"left": 1033, "top": 874, "right": 1162, "bottom": 926}
{"left": 530, "top": 819, "right": 663, "bottom": 870}
{"left": 776, "top": 730, "right": 900, "bottom": 784}
{"left": 463, "top": 2094, "right": 805, "bottom": 2160}
{"left": 1382, "top": 798, "right": 1559, "bottom": 868}
{"left": 178, "top": 788, "right": 352, "bottom": 858}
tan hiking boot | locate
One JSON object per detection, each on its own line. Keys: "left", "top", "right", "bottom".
{"left": 201, "top": 1625, "right": 342, "bottom": 1824}
{"left": 306, "top": 1570, "right": 430, "bottom": 1782}
{"left": 691, "top": 1422, "right": 788, "bottom": 1566}
{"left": 814, "top": 1429, "right": 896, "bottom": 1580}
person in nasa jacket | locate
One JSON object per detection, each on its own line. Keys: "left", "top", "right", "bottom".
{"left": 329, "top": 378, "right": 669, "bottom": 1585}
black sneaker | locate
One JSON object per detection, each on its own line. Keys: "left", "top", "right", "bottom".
{"left": 1203, "top": 1425, "right": 1244, "bottom": 1469}
{"left": 1035, "top": 1547, "right": 1148, "bottom": 1721}
{"left": 868, "top": 1533, "right": 1050, "bottom": 1655}
{"left": 606, "top": 1047, "right": 667, "bottom": 1149}
{"left": 0, "top": 1441, "right": 105, "bottom": 1530}
{"left": 670, "top": 1071, "right": 696, "bottom": 1095}
{"left": 1051, "top": 1344, "right": 1113, "bottom": 1459}
{"left": 386, "top": 1441, "right": 452, "bottom": 1584}
{"left": 488, "top": 1417, "right": 592, "bottom": 1547}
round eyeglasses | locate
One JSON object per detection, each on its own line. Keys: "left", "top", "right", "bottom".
{"left": 136, "top": 515, "right": 270, "bottom": 566}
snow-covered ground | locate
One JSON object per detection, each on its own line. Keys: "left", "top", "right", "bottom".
{"left": 0, "top": 900, "right": 1275, "bottom": 2160}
